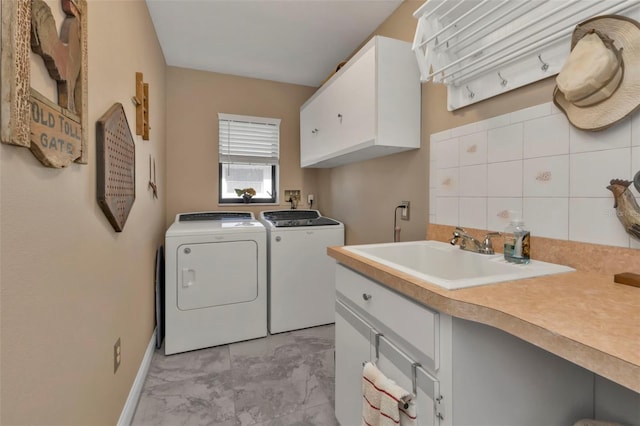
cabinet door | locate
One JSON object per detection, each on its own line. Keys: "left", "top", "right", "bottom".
{"left": 334, "top": 45, "right": 376, "bottom": 150}
{"left": 300, "top": 82, "right": 341, "bottom": 166}
{"left": 377, "top": 335, "right": 441, "bottom": 426}
{"left": 300, "top": 94, "right": 324, "bottom": 166}
{"left": 335, "top": 301, "right": 372, "bottom": 426}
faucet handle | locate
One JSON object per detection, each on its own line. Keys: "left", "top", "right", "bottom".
{"left": 481, "top": 232, "right": 501, "bottom": 254}
{"left": 453, "top": 226, "right": 466, "bottom": 236}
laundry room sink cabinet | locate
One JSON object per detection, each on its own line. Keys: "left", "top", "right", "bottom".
{"left": 300, "top": 36, "right": 420, "bottom": 168}
{"left": 334, "top": 264, "right": 593, "bottom": 426}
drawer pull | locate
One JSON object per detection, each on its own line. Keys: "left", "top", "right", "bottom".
{"left": 362, "top": 293, "right": 372, "bottom": 301}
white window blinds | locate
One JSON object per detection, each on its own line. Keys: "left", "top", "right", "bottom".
{"left": 218, "top": 113, "right": 281, "bottom": 165}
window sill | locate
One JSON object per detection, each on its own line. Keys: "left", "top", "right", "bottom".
{"left": 217, "top": 202, "right": 281, "bottom": 207}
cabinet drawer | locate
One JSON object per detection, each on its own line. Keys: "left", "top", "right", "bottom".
{"left": 336, "top": 264, "right": 439, "bottom": 372}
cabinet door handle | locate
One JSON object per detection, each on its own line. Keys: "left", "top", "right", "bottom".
{"left": 362, "top": 293, "right": 372, "bottom": 301}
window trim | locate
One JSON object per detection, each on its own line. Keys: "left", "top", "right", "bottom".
{"left": 217, "top": 113, "right": 280, "bottom": 204}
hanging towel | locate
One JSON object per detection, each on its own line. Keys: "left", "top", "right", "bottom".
{"left": 362, "top": 362, "right": 417, "bottom": 426}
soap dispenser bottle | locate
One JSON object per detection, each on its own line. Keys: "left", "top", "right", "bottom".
{"left": 503, "top": 215, "right": 530, "bottom": 264}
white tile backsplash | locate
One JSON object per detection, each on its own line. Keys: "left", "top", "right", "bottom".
{"left": 450, "top": 122, "right": 478, "bottom": 138}
{"left": 435, "top": 139, "right": 459, "bottom": 169}
{"left": 569, "top": 198, "right": 630, "bottom": 247}
{"left": 488, "top": 161, "right": 522, "bottom": 197}
{"left": 429, "top": 161, "right": 437, "bottom": 189}
{"left": 459, "top": 164, "right": 487, "bottom": 197}
{"left": 570, "top": 149, "right": 631, "bottom": 198}
{"left": 509, "top": 103, "right": 552, "bottom": 123}
{"left": 487, "top": 124, "right": 523, "bottom": 163}
{"left": 431, "top": 129, "right": 452, "bottom": 143}
{"left": 436, "top": 197, "right": 459, "bottom": 226}
{"left": 570, "top": 120, "right": 631, "bottom": 153}
{"left": 459, "top": 198, "right": 487, "bottom": 230}
{"left": 524, "top": 114, "right": 570, "bottom": 159}
{"left": 523, "top": 198, "right": 569, "bottom": 240}
{"left": 476, "top": 114, "right": 510, "bottom": 132}
{"left": 523, "top": 155, "right": 569, "bottom": 198}
{"left": 430, "top": 101, "right": 640, "bottom": 249}
{"left": 632, "top": 146, "right": 640, "bottom": 198}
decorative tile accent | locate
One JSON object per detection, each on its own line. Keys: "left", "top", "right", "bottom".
{"left": 487, "top": 197, "right": 522, "bottom": 232}
{"left": 524, "top": 114, "right": 569, "bottom": 159}
{"left": 570, "top": 149, "right": 631, "bottom": 198}
{"left": 523, "top": 155, "right": 569, "bottom": 197}
{"left": 436, "top": 168, "right": 459, "bottom": 197}
{"left": 459, "top": 131, "right": 488, "bottom": 166}
{"left": 488, "top": 123, "right": 523, "bottom": 163}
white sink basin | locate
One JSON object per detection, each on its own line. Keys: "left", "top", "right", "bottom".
{"left": 344, "top": 240, "right": 575, "bottom": 290}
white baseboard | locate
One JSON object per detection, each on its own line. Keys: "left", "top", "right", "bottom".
{"left": 118, "top": 328, "right": 157, "bottom": 426}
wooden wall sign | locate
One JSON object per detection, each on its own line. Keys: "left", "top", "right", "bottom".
{"left": 96, "top": 103, "right": 136, "bottom": 232}
{"left": 134, "top": 72, "right": 150, "bottom": 140}
{"left": 1, "top": 0, "right": 88, "bottom": 168}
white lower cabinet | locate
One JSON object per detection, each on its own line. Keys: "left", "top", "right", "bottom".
{"left": 335, "top": 264, "right": 594, "bottom": 426}
{"left": 335, "top": 301, "right": 441, "bottom": 426}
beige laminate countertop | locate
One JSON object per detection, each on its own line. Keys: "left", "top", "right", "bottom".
{"left": 328, "top": 245, "right": 640, "bottom": 394}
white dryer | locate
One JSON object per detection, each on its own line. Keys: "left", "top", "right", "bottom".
{"left": 165, "top": 212, "right": 266, "bottom": 355}
{"left": 259, "top": 209, "right": 344, "bottom": 334}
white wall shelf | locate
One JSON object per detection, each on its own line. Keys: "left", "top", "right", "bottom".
{"left": 412, "top": 0, "right": 640, "bottom": 111}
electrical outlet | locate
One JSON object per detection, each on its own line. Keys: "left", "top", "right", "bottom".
{"left": 114, "top": 338, "right": 121, "bottom": 374}
{"left": 401, "top": 201, "right": 410, "bottom": 221}
{"left": 284, "top": 189, "right": 301, "bottom": 202}
{"left": 307, "top": 194, "right": 314, "bottom": 205}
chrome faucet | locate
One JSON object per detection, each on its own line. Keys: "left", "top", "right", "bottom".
{"left": 450, "top": 227, "right": 500, "bottom": 254}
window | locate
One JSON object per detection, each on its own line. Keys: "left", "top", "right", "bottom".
{"left": 218, "top": 113, "right": 280, "bottom": 204}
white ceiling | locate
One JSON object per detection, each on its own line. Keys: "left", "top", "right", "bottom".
{"left": 145, "top": 0, "right": 403, "bottom": 87}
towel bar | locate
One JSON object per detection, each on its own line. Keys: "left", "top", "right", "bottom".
{"left": 364, "top": 331, "right": 422, "bottom": 409}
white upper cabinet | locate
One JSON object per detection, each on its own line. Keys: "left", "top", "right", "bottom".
{"left": 300, "top": 36, "right": 421, "bottom": 168}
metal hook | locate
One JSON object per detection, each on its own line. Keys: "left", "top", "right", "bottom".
{"left": 466, "top": 85, "right": 475, "bottom": 99}
{"left": 498, "top": 72, "right": 507, "bottom": 87}
{"left": 538, "top": 54, "right": 549, "bottom": 72}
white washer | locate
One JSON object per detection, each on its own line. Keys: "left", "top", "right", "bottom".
{"left": 259, "top": 209, "right": 344, "bottom": 334}
{"left": 165, "top": 212, "right": 267, "bottom": 355}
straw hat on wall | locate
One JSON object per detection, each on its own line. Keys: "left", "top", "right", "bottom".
{"left": 553, "top": 15, "right": 640, "bottom": 131}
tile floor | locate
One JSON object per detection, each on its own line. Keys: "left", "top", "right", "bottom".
{"left": 131, "top": 325, "right": 338, "bottom": 426}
